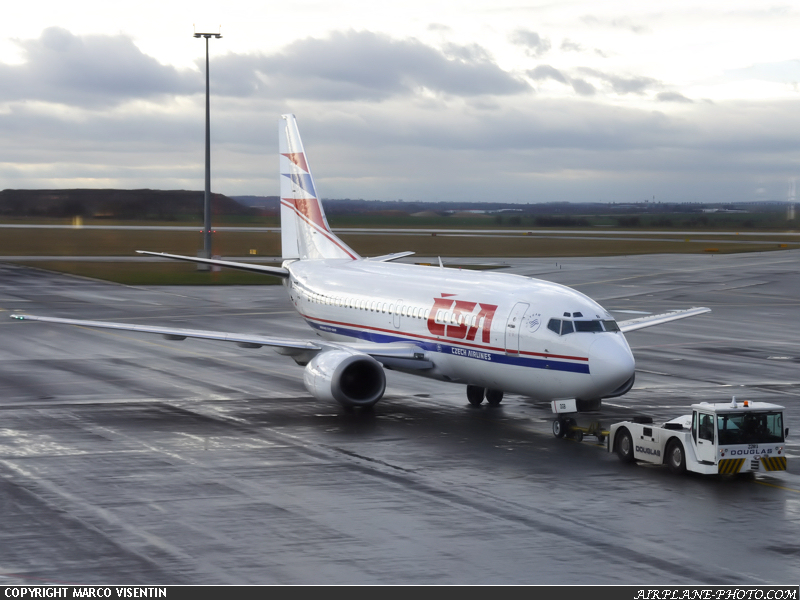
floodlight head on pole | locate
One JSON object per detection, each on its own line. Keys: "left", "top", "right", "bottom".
{"left": 193, "top": 24, "right": 222, "bottom": 39}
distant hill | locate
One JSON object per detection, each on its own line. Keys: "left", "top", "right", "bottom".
{"left": 0, "top": 189, "right": 256, "bottom": 220}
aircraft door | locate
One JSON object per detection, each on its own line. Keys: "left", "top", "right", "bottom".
{"left": 505, "top": 302, "right": 530, "bottom": 355}
{"left": 393, "top": 300, "right": 402, "bottom": 329}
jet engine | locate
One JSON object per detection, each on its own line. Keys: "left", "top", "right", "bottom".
{"left": 303, "top": 349, "right": 386, "bottom": 408}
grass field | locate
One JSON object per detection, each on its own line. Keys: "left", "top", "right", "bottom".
{"left": 2, "top": 222, "right": 798, "bottom": 285}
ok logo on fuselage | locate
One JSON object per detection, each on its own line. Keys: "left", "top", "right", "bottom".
{"left": 427, "top": 295, "right": 498, "bottom": 343}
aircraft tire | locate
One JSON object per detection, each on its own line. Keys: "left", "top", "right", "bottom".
{"left": 666, "top": 439, "right": 686, "bottom": 474}
{"left": 485, "top": 389, "right": 503, "bottom": 406}
{"left": 573, "top": 430, "right": 584, "bottom": 442}
{"left": 616, "top": 428, "right": 635, "bottom": 463}
{"left": 466, "top": 385, "right": 485, "bottom": 406}
{"left": 553, "top": 419, "right": 566, "bottom": 438}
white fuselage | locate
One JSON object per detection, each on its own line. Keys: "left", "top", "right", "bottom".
{"left": 284, "top": 259, "right": 635, "bottom": 401}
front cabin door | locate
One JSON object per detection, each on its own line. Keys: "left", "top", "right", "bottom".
{"left": 505, "top": 302, "right": 530, "bottom": 355}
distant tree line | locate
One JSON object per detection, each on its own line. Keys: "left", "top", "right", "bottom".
{"left": 0, "top": 189, "right": 256, "bottom": 220}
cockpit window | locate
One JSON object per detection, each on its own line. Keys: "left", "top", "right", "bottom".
{"left": 547, "top": 318, "right": 620, "bottom": 335}
{"left": 547, "top": 319, "right": 561, "bottom": 334}
{"left": 574, "top": 320, "right": 604, "bottom": 333}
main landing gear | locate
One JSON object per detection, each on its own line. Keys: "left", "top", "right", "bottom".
{"left": 466, "top": 385, "right": 504, "bottom": 406}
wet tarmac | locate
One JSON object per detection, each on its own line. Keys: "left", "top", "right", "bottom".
{"left": 0, "top": 252, "right": 798, "bottom": 585}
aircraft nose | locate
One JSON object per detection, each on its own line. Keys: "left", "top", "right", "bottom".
{"left": 588, "top": 335, "right": 636, "bottom": 396}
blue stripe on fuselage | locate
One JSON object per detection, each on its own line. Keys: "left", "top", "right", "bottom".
{"left": 305, "top": 319, "right": 590, "bottom": 375}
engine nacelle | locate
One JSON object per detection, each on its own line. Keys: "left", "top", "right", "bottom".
{"left": 303, "top": 349, "right": 386, "bottom": 408}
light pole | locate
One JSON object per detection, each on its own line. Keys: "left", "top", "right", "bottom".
{"left": 194, "top": 29, "right": 222, "bottom": 263}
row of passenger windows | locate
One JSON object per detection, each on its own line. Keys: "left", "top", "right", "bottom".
{"left": 547, "top": 318, "right": 620, "bottom": 335}
{"left": 299, "top": 288, "right": 431, "bottom": 319}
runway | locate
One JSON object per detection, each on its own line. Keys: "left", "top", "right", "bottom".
{"left": 0, "top": 252, "right": 798, "bottom": 585}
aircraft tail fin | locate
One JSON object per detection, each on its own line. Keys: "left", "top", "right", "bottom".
{"left": 279, "top": 114, "right": 359, "bottom": 261}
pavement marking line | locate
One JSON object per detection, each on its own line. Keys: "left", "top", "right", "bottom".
{"left": 753, "top": 480, "right": 800, "bottom": 493}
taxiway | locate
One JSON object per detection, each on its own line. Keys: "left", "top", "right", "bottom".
{"left": 0, "top": 251, "right": 798, "bottom": 584}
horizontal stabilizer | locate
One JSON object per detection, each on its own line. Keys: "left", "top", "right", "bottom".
{"left": 617, "top": 307, "right": 711, "bottom": 333}
{"left": 136, "top": 251, "right": 289, "bottom": 277}
{"left": 365, "top": 251, "right": 415, "bottom": 263}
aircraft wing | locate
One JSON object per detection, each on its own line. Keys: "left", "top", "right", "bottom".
{"left": 9, "top": 314, "right": 433, "bottom": 368}
{"left": 617, "top": 307, "right": 711, "bottom": 333}
{"left": 136, "top": 251, "right": 290, "bottom": 278}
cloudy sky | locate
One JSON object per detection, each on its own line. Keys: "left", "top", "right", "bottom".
{"left": 1, "top": 1, "right": 799, "bottom": 203}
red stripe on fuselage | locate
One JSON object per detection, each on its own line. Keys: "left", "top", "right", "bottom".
{"left": 298, "top": 310, "right": 589, "bottom": 362}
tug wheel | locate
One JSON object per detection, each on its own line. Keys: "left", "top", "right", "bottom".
{"left": 616, "top": 428, "right": 635, "bottom": 463}
{"left": 666, "top": 439, "right": 687, "bottom": 475}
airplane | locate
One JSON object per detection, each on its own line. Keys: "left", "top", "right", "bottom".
{"left": 11, "top": 114, "right": 710, "bottom": 412}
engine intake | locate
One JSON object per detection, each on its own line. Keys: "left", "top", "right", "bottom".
{"left": 303, "top": 350, "right": 386, "bottom": 408}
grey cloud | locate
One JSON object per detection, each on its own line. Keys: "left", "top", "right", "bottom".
{"left": 527, "top": 65, "right": 568, "bottom": 84}
{"left": 576, "top": 67, "right": 659, "bottom": 95}
{"left": 254, "top": 30, "right": 530, "bottom": 100}
{"left": 526, "top": 65, "right": 595, "bottom": 95}
{"left": 0, "top": 28, "right": 530, "bottom": 109}
{"left": 3, "top": 93, "right": 800, "bottom": 204}
{"left": 657, "top": 91, "right": 693, "bottom": 103}
{"left": 442, "top": 43, "right": 494, "bottom": 63}
{"left": 570, "top": 79, "right": 596, "bottom": 96}
{"left": 0, "top": 27, "right": 200, "bottom": 107}
{"left": 427, "top": 23, "right": 452, "bottom": 33}
{"left": 510, "top": 29, "right": 551, "bottom": 57}
{"left": 560, "top": 39, "right": 583, "bottom": 52}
